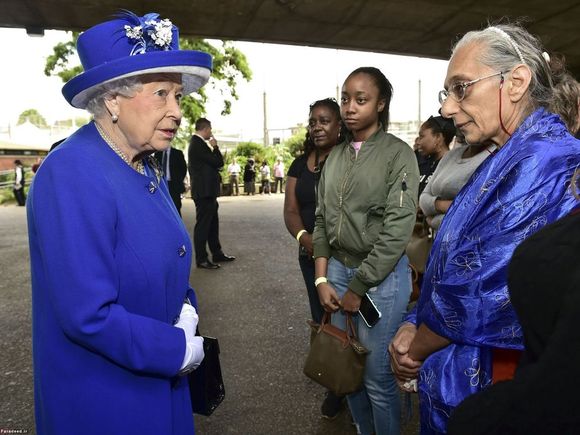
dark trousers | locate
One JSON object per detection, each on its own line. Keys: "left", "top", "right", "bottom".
{"left": 169, "top": 189, "right": 182, "bottom": 216}
{"left": 229, "top": 175, "right": 239, "bottom": 195}
{"left": 13, "top": 188, "right": 26, "bottom": 206}
{"left": 193, "top": 197, "right": 222, "bottom": 263}
{"left": 298, "top": 254, "right": 324, "bottom": 324}
{"left": 274, "top": 177, "right": 284, "bottom": 193}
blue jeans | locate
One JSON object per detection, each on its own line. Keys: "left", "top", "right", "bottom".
{"left": 328, "top": 255, "right": 412, "bottom": 435}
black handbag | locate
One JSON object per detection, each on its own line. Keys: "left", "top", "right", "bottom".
{"left": 188, "top": 336, "right": 225, "bottom": 416}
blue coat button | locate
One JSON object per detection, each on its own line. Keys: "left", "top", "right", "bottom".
{"left": 178, "top": 245, "right": 187, "bottom": 257}
{"left": 148, "top": 181, "right": 157, "bottom": 193}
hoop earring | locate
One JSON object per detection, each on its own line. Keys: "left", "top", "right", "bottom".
{"left": 111, "top": 114, "right": 118, "bottom": 123}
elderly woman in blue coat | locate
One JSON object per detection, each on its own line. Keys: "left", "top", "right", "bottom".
{"left": 27, "top": 12, "right": 212, "bottom": 435}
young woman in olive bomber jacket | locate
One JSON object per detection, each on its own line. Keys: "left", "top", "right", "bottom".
{"left": 313, "top": 67, "right": 419, "bottom": 435}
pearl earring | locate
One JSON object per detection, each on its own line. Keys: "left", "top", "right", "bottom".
{"left": 111, "top": 114, "right": 118, "bottom": 123}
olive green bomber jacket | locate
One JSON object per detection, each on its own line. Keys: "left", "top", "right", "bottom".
{"left": 312, "top": 128, "right": 419, "bottom": 296}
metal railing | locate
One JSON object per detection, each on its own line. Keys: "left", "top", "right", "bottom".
{"left": 0, "top": 168, "right": 33, "bottom": 190}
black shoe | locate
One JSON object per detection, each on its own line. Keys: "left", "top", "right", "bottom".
{"left": 213, "top": 253, "right": 236, "bottom": 262}
{"left": 321, "top": 391, "right": 343, "bottom": 420}
{"left": 197, "top": 260, "right": 220, "bottom": 269}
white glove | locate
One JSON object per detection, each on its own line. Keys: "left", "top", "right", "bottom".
{"left": 174, "top": 303, "right": 204, "bottom": 373}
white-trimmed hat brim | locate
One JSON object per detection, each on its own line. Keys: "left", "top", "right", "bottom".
{"left": 63, "top": 50, "right": 212, "bottom": 109}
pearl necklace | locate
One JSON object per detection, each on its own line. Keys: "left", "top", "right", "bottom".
{"left": 95, "top": 122, "right": 144, "bottom": 175}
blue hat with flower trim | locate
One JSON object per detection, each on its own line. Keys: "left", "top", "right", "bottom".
{"left": 62, "top": 11, "right": 213, "bottom": 109}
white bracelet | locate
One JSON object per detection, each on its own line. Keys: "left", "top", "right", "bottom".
{"left": 296, "top": 229, "right": 307, "bottom": 242}
{"left": 315, "top": 277, "right": 328, "bottom": 287}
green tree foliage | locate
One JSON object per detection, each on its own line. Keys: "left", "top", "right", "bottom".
{"left": 171, "top": 39, "right": 252, "bottom": 151}
{"left": 53, "top": 117, "right": 90, "bottom": 128}
{"left": 218, "top": 141, "right": 261, "bottom": 182}
{"left": 269, "top": 144, "right": 293, "bottom": 166}
{"left": 284, "top": 127, "right": 308, "bottom": 157}
{"left": 44, "top": 32, "right": 252, "bottom": 151}
{"left": 44, "top": 33, "right": 82, "bottom": 82}
{"left": 18, "top": 109, "right": 48, "bottom": 127}
{"left": 179, "top": 39, "right": 252, "bottom": 120}
{"left": 75, "top": 117, "right": 90, "bottom": 126}
{"left": 219, "top": 141, "right": 296, "bottom": 184}
{"left": 234, "top": 142, "right": 264, "bottom": 159}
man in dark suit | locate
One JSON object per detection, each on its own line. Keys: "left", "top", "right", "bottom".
{"left": 155, "top": 146, "right": 187, "bottom": 216}
{"left": 188, "top": 118, "right": 236, "bottom": 269}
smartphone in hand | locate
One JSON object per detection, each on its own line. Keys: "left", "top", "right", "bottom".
{"left": 358, "top": 293, "right": 381, "bottom": 328}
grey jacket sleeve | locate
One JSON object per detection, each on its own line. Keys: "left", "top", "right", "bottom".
{"left": 430, "top": 214, "right": 444, "bottom": 230}
{"left": 419, "top": 172, "right": 439, "bottom": 217}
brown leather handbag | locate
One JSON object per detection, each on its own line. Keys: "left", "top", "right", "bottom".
{"left": 406, "top": 216, "right": 433, "bottom": 275}
{"left": 303, "top": 312, "right": 369, "bottom": 396}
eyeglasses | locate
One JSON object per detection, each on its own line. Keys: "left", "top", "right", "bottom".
{"left": 438, "top": 71, "right": 506, "bottom": 104}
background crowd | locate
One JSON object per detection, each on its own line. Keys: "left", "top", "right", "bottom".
{"left": 13, "top": 8, "right": 580, "bottom": 435}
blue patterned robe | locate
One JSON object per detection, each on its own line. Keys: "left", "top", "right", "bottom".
{"left": 406, "top": 108, "right": 580, "bottom": 433}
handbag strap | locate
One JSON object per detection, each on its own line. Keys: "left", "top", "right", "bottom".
{"left": 321, "top": 312, "right": 358, "bottom": 341}
{"left": 321, "top": 311, "right": 331, "bottom": 326}
{"left": 345, "top": 313, "right": 357, "bottom": 340}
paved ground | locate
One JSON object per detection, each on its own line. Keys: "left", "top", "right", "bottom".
{"left": 0, "top": 194, "right": 419, "bottom": 435}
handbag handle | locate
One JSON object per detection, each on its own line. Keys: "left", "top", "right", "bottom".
{"left": 346, "top": 313, "right": 357, "bottom": 339}
{"left": 320, "top": 311, "right": 358, "bottom": 342}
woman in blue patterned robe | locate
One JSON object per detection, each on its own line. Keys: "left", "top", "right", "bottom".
{"left": 389, "top": 23, "right": 580, "bottom": 434}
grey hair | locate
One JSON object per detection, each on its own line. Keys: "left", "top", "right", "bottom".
{"left": 452, "top": 23, "right": 553, "bottom": 110}
{"left": 85, "top": 77, "right": 144, "bottom": 118}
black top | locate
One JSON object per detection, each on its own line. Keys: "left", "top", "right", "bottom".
{"left": 243, "top": 163, "right": 256, "bottom": 182}
{"left": 287, "top": 153, "right": 318, "bottom": 233}
{"left": 415, "top": 149, "right": 430, "bottom": 168}
{"left": 448, "top": 210, "right": 580, "bottom": 434}
{"left": 154, "top": 148, "right": 187, "bottom": 194}
{"left": 417, "top": 155, "right": 439, "bottom": 197}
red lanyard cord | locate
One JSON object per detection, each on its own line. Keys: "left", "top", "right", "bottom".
{"left": 498, "top": 73, "right": 513, "bottom": 138}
